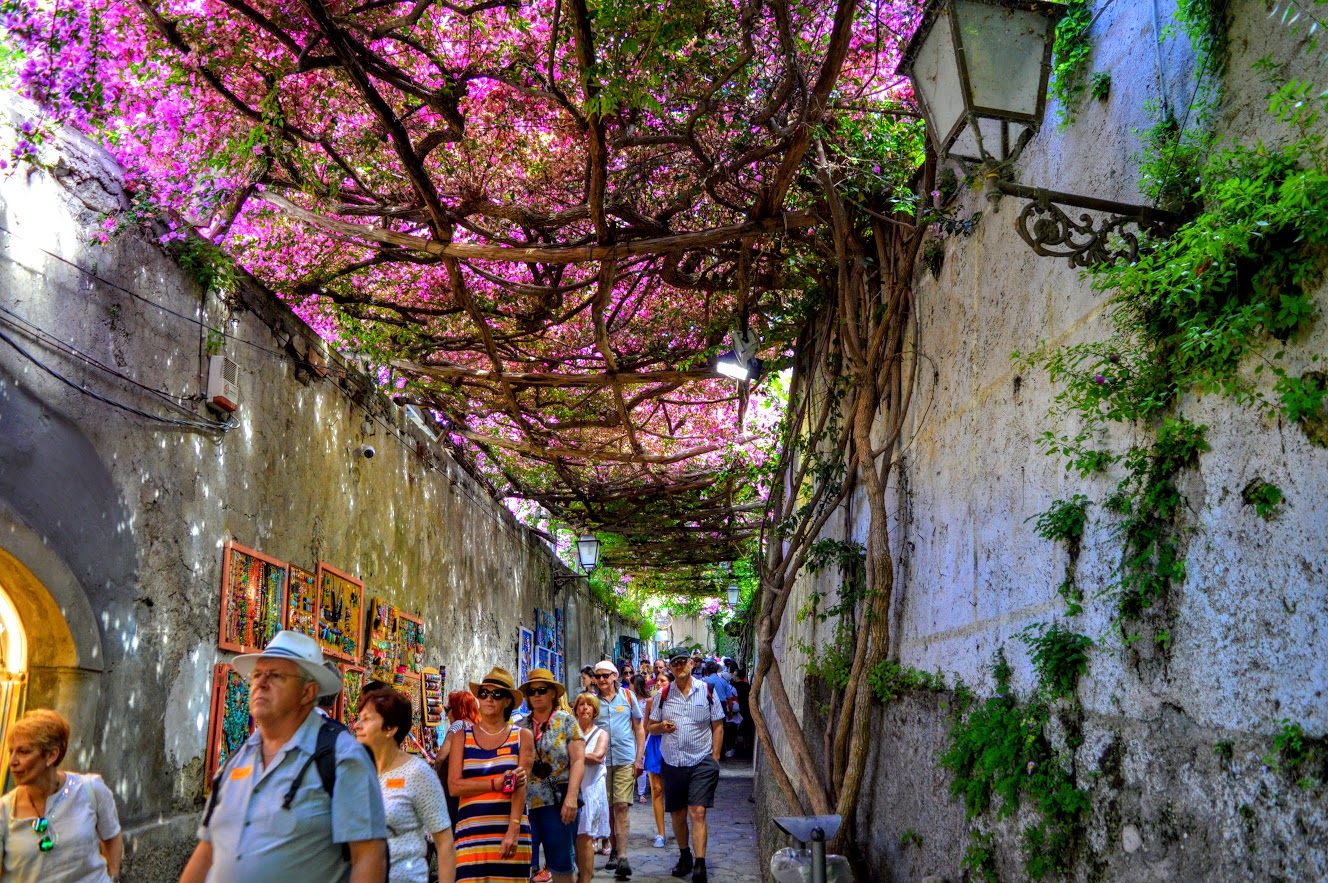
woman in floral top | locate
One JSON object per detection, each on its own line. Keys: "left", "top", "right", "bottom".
{"left": 519, "top": 668, "right": 585, "bottom": 883}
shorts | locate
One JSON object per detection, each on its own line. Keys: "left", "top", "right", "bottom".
{"left": 660, "top": 757, "right": 720, "bottom": 813}
{"left": 606, "top": 764, "right": 636, "bottom": 805}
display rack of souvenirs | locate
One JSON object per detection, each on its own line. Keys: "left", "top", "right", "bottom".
{"left": 395, "top": 674, "right": 425, "bottom": 755}
{"left": 218, "top": 541, "right": 288, "bottom": 654}
{"left": 340, "top": 665, "right": 366, "bottom": 730}
{"left": 315, "top": 563, "right": 364, "bottom": 662}
{"left": 285, "top": 565, "right": 318, "bottom": 640}
{"left": 421, "top": 667, "right": 445, "bottom": 756}
{"left": 398, "top": 614, "right": 425, "bottom": 674}
{"left": 206, "top": 664, "right": 252, "bottom": 782}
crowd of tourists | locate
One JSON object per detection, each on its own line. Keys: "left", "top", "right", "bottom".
{"left": 0, "top": 630, "right": 751, "bottom": 883}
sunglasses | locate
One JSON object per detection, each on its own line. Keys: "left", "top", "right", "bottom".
{"left": 475, "top": 687, "right": 508, "bottom": 701}
{"left": 594, "top": 673, "right": 615, "bottom": 679}
{"left": 669, "top": 660, "right": 691, "bottom": 667}
{"left": 32, "top": 817, "right": 53, "bottom": 853}
{"left": 527, "top": 686, "right": 553, "bottom": 696}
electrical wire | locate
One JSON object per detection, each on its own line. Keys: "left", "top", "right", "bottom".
{"left": 0, "top": 302, "right": 204, "bottom": 419}
{"left": 0, "top": 327, "right": 232, "bottom": 431}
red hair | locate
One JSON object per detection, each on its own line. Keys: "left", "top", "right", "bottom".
{"left": 446, "top": 690, "right": 479, "bottom": 723}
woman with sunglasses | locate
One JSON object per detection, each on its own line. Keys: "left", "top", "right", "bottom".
{"left": 518, "top": 669, "right": 583, "bottom": 883}
{"left": 0, "top": 709, "right": 122, "bottom": 882}
{"left": 449, "top": 668, "right": 532, "bottom": 882}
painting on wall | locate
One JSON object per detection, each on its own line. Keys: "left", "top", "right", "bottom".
{"left": 218, "top": 541, "right": 287, "bottom": 653}
{"left": 536, "top": 645, "right": 552, "bottom": 672}
{"left": 315, "top": 563, "right": 364, "bottom": 662}
{"left": 206, "top": 664, "right": 252, "bottom": 782}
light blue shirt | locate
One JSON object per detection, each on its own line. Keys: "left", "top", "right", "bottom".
{"left": 199, "top": 711, "right": 387, "bottom": 883}
{"left": 702, "top": 673, "right": 735, "bottom": 707}
{"left": 595, "top": 684, "right": 644, "bottom": 767}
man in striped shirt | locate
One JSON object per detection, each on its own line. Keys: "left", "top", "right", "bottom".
{"left": 647, "top": 647, "right": 724, "bottom": 883}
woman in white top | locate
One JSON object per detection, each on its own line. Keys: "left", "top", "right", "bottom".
{"left": 571, "top": 693, "right": 609, "bottom": 883}
{"left": 0, "top": 709, "right": 121, "bottom": 883}
{"left": 355, "top": 689, "right": 457, "bottom": 883}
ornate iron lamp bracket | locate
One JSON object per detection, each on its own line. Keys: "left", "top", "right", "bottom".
{"left": 991, "top": 179, "right": 1182, "bottom": 268}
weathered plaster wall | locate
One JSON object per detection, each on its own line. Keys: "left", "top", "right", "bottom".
{"left": 0, "top": 106, "right": 633, "bottom": 880}
{"left": 760, "top": 2, "right": 1328, "bottom": 880}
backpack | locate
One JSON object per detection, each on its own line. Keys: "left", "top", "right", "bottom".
{"left": 203, "top": 717, "right": 384, "bottom": 873}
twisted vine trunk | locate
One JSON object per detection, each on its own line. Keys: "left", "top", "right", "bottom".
{"left": 752, "top": 155, "right": 932, "bottom": 859}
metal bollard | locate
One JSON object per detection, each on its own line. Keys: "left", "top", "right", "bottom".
{"left": 810, "top": 825, "right": 827, "bottom": 883}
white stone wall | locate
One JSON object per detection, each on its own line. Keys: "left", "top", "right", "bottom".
{"left": 761, "top": 1, "right": 1328, "bottom": 879}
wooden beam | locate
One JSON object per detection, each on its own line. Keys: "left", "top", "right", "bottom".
{"left": 259, "top": 192, "right": 818, "bottom": 264}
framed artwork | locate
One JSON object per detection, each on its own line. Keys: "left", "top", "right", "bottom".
{"left": 533, "top": 608, "right": 544, "bottom": 647}
{"left": 315, "top": 563, "right": 364, "bottom": 662}
{"left": 553, "top": 652, "right": 564, "bottom": 683}
{"left": 206, "top": 663, "right": 252, "bottom": 782}
{"left": 339, "top": 665, "right": 366, "bottom": 730}
{"left": 519, "top": 627, "right": 534, "bottom": 674}
{"left": 554, "top": 608, "right": 565, "bottom": 654}
{"left": 285, "top": 565, "right": 318, "bottom": 639}
{"left": 218, "top": 541, "right": 288, "bottom": 653}
{"left": 399, "top": 613, "right": 425, "bottom": 674}
{"left": 536, "top": 646, "right": 552, "bottom": 672}
{"left": 396, "top": 674, "right": 425, "bottom": 755}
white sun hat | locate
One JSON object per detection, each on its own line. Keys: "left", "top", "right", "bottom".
{"left": 233, "top": 630, "right": 344, "bottom": 697}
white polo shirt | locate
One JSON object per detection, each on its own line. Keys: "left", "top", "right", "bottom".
{"left": 650, "top": 678, "right": 723, "bottom": 767}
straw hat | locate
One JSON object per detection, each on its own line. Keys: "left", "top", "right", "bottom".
{"left": 518, "top": 667, "right": 566, "bottom": 701}
{"left": 234, "top": 630, "right": 343, "bottom": 697}
{"left": 469, "top": 666, "right": 520, "bottom": 706}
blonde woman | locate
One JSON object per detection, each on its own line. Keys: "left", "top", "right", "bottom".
{"left": 1, "top": 709, "right": 122, "bottom": 882}
{"left": 571, "top": 694, "right": 609, "bottom": 883}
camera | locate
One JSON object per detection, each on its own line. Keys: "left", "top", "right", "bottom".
{"left": 358, "top": 443, "right": 376, "bottom": 459}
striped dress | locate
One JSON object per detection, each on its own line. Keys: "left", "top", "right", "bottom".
{"left": 455, "top": 721, "right": 531, "bottom": 881}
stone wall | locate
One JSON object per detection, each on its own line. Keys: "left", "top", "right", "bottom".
{"left": 759, "top": 2, "right": 1328, "bottom": 880}
{"left": 0, "top": 103, "right": 633, "bottom": 880}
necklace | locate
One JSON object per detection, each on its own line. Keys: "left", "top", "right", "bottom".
{"left": 378, "top": 743, "right": 401, "bottom": 775}
{"left": 476, "top": 721, "right": 509, "bottom": 737}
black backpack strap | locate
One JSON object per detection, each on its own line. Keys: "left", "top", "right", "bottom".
{"left": 201, "top": 750, "right": 241, "bottom": 828}
{"left": 282, "top": 718, "right": 344, "bottom": 810}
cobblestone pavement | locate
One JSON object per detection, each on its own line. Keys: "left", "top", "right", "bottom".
{"left": 583, "top": 759, "right": 761, "bottom": 883}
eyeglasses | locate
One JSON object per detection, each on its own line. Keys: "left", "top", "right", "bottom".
{"left": 594, "top": 673, "right": 614, "bottom": 680}
{"left": 250, "top": 671, "right": 300, "bottom": 686}
{"left": 476, "top": 688, "right": 506, "bottom": 700}
{"left": 527, "top": 686, "right": 553, "bottom": 696}
{"left": 32, "top": 817, "right": 53, "bottom": 852}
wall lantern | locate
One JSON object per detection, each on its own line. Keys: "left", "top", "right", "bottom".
{"left": 726, "top": 584, "right": 741, "bottom": 607}
{"left": 576, "top": 533, "right": 601, "bottom": 573}
{"left": 898, "top": 0, "right": 1181, "bottom": 267}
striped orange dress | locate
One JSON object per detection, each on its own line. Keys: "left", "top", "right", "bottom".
{"left": 455, "top": 721, "right": 531, "bottom": 881}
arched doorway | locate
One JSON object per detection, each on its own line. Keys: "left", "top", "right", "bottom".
{"left": 0, "top": 583, "right": 26, "bottom": 758}
{"left": 0, "top": 537, "right": 102, "bottom": 767}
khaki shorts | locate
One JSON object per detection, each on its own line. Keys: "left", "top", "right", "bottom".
{"left": 606, "top": 764, "right": 635, "bottom": 805}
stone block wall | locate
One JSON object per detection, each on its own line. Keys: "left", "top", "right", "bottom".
{"left": 0, "top": 104, "right": 634, "bottom": 879}
{"left": 759, "top": 1, "right": 1328, "bottom": 880}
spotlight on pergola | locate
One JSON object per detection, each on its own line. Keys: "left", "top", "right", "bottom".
{"left": 576, "top": 533, "right": 601, "bottom": 573}
{"left": 898, "top": 0, "right": 1181, "bottom": 267}
{"left": 716, "top": 329, "right": 763, "bottom": 383}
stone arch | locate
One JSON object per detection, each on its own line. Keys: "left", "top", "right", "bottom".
{"left": 0, "top": 505, "right": 104, "bottom": 763}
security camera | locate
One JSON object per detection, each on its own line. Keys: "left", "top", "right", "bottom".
{"left": 358, "top": 443, "right": 376, "bottom": 460}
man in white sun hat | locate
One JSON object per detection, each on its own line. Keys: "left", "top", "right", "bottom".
{"left": 591, "top": 658, "right": 644, "bottom": 880}
{"left": 179, "top": 630, "right": 387, "bottom": 883}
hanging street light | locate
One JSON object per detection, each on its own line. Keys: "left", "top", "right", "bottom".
{"left": 898, "top": 0, "right": 1182, "bottom": 267}
{"left": 727, "top": 584, "right": 741, "bottom": 608}
{"left": 576, "top": 533, "right": 601, "bottom": 573}
{"left": 716, "top": 328, "right": 764, "bottom": 383}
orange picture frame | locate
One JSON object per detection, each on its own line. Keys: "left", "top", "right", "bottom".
{"left": 218, "top": 541, "right": 288, "bottom": 654}
{"left": 315, "top": 562, "right": 364, "bottom": 663}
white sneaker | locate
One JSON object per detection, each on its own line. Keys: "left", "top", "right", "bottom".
{"left": 653, "top": 835, "right": 666, "bottom": 848}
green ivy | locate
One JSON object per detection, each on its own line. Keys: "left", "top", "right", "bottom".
{"left": 1019, "top": 623, "right": 1094, "bottom": 701}
{"left": 941, "top": 650, "right": 1091, "bottom": 881}
{"left": 1241, "top": 479, "right": 1284, "bottom": 520}
{"left": 867, "top": 659, "right": 946, "bottom": 704}
{"left": 1049, "top": 0, "right": 1094, "bottom": 127}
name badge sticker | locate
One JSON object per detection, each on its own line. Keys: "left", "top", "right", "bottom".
{"left": 385, "top": 778, "right": 406, "bottom": 789}
{"left": 229, "top": 766, "right": 253, "bottom": 780}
